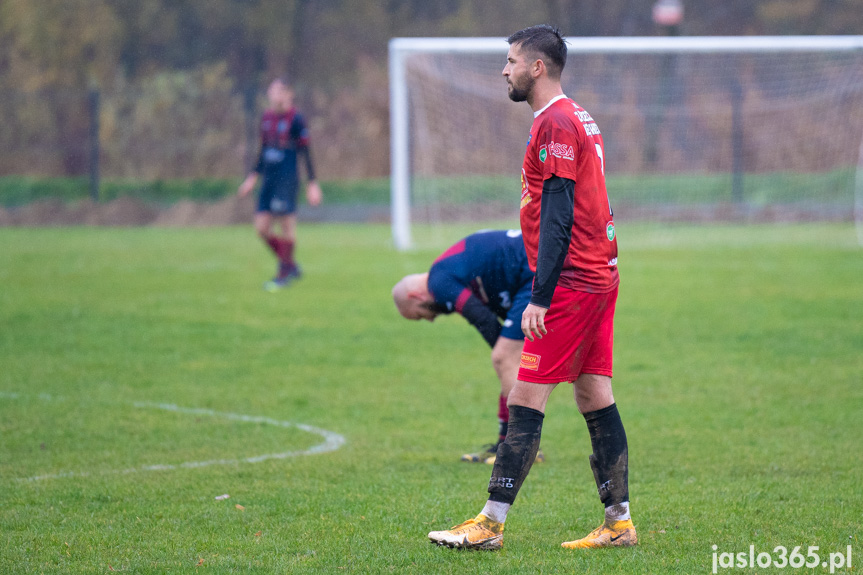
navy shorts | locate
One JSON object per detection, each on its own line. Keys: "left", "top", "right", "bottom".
{"left": 500, "top": 283, "right": 533, "bottom": 340}
{"left": 257, "top": 177, "right": 298, "bottom": 215}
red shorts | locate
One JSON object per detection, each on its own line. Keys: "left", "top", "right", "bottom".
{"left": 518, "top": 285, "right": 617, "bottom": 383}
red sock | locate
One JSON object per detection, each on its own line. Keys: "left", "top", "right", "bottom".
{"left": 275, "top": 238, "right": 295, "bottom": 267}
{"left": 264, "top": 235, "right": 280, "bottom": 257}
{"left": 498, "top": 394, "right": 510, "bottom": 423}
{"left": 498, "top": 394, "right": 510, "bottom": 442}
{"left": 264, "top": 236, "right": 295, "bottom": 267}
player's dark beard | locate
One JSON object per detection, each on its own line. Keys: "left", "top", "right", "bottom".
{"left": 508, "top": 74, "right": 535, "bottom": 103}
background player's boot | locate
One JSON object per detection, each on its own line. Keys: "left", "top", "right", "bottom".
{"left": 264, "top": 263, "right": 300, "bottom": 291}
{"left": 561, "top": 518, "right": 637, "bottom": 549}
{"left": 460, "top": 443, "right": 499, "bottom": 463}
{"left": 461, "top": 443, "right": 545, "bottom": 465}
{"left": 428, "top": 514, "right": 503, "bottom": 550}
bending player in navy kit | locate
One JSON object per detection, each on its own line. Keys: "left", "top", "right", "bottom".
{"left": 392, "top": 229, "right": 544, "bottom": 464}
{"left": 238, "top": 78, "right": 322, "bottom": 291}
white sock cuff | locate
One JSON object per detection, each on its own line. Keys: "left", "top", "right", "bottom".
{"left": 481, "top": 500, "right": 511, "bottom": 524}
{"left": 605, "top": 501, "right": 631, "bottom": 521}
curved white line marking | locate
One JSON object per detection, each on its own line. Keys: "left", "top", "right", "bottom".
{"left": 1, "top": 393, "right": 345, "bottom": 482}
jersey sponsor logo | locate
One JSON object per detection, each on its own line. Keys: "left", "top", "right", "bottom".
{"left": 263, "top": 147, "right": 285, "bottom": 163}
{"left": 608, "top": 257, "right": 618, "bottom": 266}
{"left": 538, "top": 145, "right": 547, "bottom": 163}
{"left": 526, "top": 133, "right": 532, "bottom": 147}
{"left": 549, "top": 140, "right": 575, "bottom": 161}
{"left": 575, "top": 108, "right": 594, "bottom": 123}
{"left": 573, "top": 106, "right": 602, "bottom": 135}
{"left": 520, "top": 352, "right": 541, "bottom": 371}
{"left": 606, "top": 221, "right": 616, "bottom": 241}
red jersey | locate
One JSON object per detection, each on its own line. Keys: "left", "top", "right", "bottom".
{"left": 519, "top": 95, "right": 619, "bottom": 294}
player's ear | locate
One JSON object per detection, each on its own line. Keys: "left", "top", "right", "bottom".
{"left": 532, "top": 58, "right": 545, "bottom": 77}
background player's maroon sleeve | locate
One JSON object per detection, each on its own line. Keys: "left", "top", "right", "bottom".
{"left": 298, "top": 146, "right": 316, "bottom": 181}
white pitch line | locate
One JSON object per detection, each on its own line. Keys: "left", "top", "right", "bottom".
{"left": 2, "top": 394, "right": 345, "bottom": 482}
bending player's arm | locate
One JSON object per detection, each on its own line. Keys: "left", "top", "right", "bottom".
{"left": 429, "top": 272, "right": 502, "bottom": 348}
{"left": 523, "top": 174, "right": 574, "bottom": 340}
{"left": 459, "top": 296, "right": 503, "bottom": 348}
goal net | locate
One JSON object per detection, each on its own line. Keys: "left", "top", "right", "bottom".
{"left": 389, "top": 36, "right": 863, "bottom": 249}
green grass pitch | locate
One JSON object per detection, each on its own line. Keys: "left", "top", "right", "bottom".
{"left": 0, "top": 223, "right": 861, "bottom": 574}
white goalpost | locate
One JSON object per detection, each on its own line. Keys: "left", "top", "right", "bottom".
{"left": 389, "top": 35, "right": 863, "bottom": 250}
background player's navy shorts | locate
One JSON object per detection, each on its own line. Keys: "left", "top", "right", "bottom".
{"left": 501, "top": 283, "right": 533, "bottom": 340}
{"left": 257, "top": 177, "right": 298, "bottom": 215}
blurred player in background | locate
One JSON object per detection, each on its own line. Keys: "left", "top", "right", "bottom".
{"left": 238, "top": 78, "right": 322, "bottom": 291}
{"left": 429, "top": 25, "right": 635, "bottom": 552}
{"left": 392, "top": 229, "right": 544, "bottom": 465}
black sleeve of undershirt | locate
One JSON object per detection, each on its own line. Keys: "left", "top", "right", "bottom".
{"left": 298, "top": 146, "right": 316, "bottom": 181}
{"left": 531, "top": 175, "right": 575, "bottom": 309}
{"left": 460, "top": 295, "right": 502, "bottom": 348}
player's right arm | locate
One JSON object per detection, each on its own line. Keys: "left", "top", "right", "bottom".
{"left": 532, "top": 174, "right": 574, "bottom": 308}
{"left": 523, "top": 174, "right": 574, "bottom": 341}
{"left": 238, "top": 120, "right": 267, "bottom": 197}
{"left": 237, "top": 172, "right": 259, "bottom": 197}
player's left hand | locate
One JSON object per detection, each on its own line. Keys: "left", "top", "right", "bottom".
{"left": 522, "top": 303, "right": 548, "bottom": 342}
{"left": 306, "top": 181, "right": 323, "bottom": 206}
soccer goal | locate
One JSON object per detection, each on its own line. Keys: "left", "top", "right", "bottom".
{"left": 389, "top": 36, "right": 863, "bottom": 250}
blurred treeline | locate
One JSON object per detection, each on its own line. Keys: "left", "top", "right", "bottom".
{"left": 2, "top": 0, "right": 861, "bottom": 182}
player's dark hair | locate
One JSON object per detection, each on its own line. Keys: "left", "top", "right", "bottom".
{"left": 507, "top": 25, "right": 567, "bottom": 79}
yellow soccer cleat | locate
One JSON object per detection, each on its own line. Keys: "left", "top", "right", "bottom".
{"left": 461, "top": 443, "right": 545, "bottom": 465}
{"left": 561, "top": 518, "right": 637, "bottom": 549}
{"left": 428, "top": 514, "right": 504, "bottom": 550}
{"left": 460, "top": 443, "right": 499, "bottom": 464}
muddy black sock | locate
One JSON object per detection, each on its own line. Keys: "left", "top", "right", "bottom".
{"left": 487, "top": 405, "right": 544, "bottom": 505}
{"left": 584, "top": 403, "right": 629, "bottom": 507}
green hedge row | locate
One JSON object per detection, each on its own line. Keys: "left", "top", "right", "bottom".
{"left": 0, "top": 176, "right": 391, "bottom": 207}
{"left": 0, "top": 170, "right": 854, "bottom": 208}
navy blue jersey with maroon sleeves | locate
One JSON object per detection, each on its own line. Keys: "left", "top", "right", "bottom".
{"left": 254, "top": 108, "right": 314, "bottom": 183}
{"left": 253, "top": 107, "right": 315, "bottom": 215}
{"left": 428, "top": 229, "right": 534, "bottom": 346}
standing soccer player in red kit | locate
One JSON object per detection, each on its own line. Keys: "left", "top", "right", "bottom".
{"left": 429, "top": 25, "right": 636, "bottom": 551}
{"left": 238, "top": 78, "right": 322, "bottom": 291}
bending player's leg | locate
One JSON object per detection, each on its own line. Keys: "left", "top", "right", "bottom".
{"left": 462, "top": 337, "right": 522, "bottom": 464}
{"left": 430, "top": 380, "right": 555, "bottom": 550}
{"left": 562, "top": 373, "right": 636, "bottom": 549}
